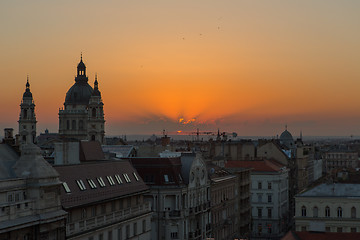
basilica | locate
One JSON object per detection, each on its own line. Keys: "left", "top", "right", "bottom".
{"left": 19, "top": 55, "right": 105, "bottom": 144}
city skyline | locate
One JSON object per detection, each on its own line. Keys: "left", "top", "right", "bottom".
{"left": 1, "top": 1, "right": 360, "bottom": 137}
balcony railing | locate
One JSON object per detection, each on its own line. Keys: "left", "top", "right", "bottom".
{"left": 67, "top": 202, "right": 151, "bottom": 236}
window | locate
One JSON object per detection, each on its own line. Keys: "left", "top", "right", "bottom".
{"left": 164, "top": 175, "right": 169, "bottom": 183}
{"left": 268, "top": 182, "right": 272, "bottom": 189}
{"left": 257, "top": 208, "right": 262, "bottom": 218}
{"left": 81, "top": 208, "right": 87, "bottom": 219}
{"left": 133, "top": 172, "right": 139, "bottom": 181}
{"left": 267, "top": 208, "right": 272, "bottom": 218}
{"left": 76, "top": 180, "right": 86, "bottom": 191}
{"left": 313, "top": 206, "right": 318, "bottom": 217}
{"left": 325, "top": 206, "right": 330, "bottom": 217}
{"left": 301, "top": 226, "right": 306, "bottom": 232}
{"left": 87, "top": 179, "right": 97, "bottom": 189}
{"left": 133, "top": 222, "right": 137, "bottom": 236}
{"left": 79, "top": 120, "right": 84, "bottom": 130}
{"left": 108, "top": 230, "right": 112, "bottom": 240}
{"left": 258, "top": 224, "right": 262, "bottom": 235}
{"left": 91, "top": 207, "right": 97, "bottom": 217}
{"left": 97, "top": 177, "right": 106, "bottom": 187}
{"left": 301, "top": 206, "right": 306, "bottom": 217}
{"left": 62, "top": 182, "right": 71, "bottom": 193}
{"left": 268, "top": 195, "right": 272, "bottom": 203}
{"left": 258, "top": 181, "right": 262, "bottom": 189}
{"left": 115, "top": 174, "right": 123, "bottom": 184}
{"left": 117, "top": 228, "right": 122, "bottom": 240}
{"left": 257, "top": 194, "right": 262, "bottom": 203}
{"left": 351, "top": 228, "right": 357, "bottom": 233}
{"left": 126, "top": 225, "right": 130, "bottom": 239}
{"left": 66, "top": 120, "right": 70, "bottom": 130}
{"left": 72, "top": 120, "right": 76, "bottom": 130}
{"left": 123, "top": 174, "right": 131, "bottom": 183}
{"left": 107, "top": 176, "right": 116, "bottom": 186}
{"left": 337, "top": 207, "right": 342, "bottom": 218}
{"left": 101, "top": 204, "right": 106, "bottom": 214}
{"left": 142, "top": 220, "right": 146, "bottom": 233}
{"left": 99, "top": 233, "right": 103, "bottom": 240}
{"left": 171, "top": 232, "right": 178, "bottom": 239}
{"left": 352, "top": 207, "right": 356, "bottom": 218}
{"left": 326, "top": 227, "right": 331, "bottom": 232}
{"left": 337, "top": 227, "right": 342, "bottom": 233}
{"left": 92, "top": 108, "right": 96, "bottom": 117}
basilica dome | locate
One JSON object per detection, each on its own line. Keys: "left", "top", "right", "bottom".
{"left": 65, "top": 81, "right": 93, "bottom": 105}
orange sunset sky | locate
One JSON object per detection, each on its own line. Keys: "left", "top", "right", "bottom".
{"left": 1, "top": 1, "right": 360, "bottom": 137}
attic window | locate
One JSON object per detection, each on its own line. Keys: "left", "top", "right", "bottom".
{"left": 87, "top": 179, "right": 97, "bottom": 189}
{"left": 63, "top": 182, "right": 71, "bottom": 193}
{"left": 115, "top": 174, "right": 123, "bottom": 184}
{"left": 164, "top": 175, "right": 169, "bottom": 183}
{"left": 97, "top": 177, "right": 106, "bottom": 187}
{"left": 123, "top": 173, "right": 131, "bottom": 183}
{"left": 107, "top": 176, "right": 115, "bottom": 186}
{"left": 133, "top": 172, "right": 139, "bottom": 181}
{"left": 76, "top": 180, "right": 86, "bottom": 191}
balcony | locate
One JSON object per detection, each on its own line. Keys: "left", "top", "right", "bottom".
{"left": 67, "top": 202, "right": 151, "bottom": 236}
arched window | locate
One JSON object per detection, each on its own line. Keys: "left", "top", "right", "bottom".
{"left": 79, "top": 120, "right": 84, "bottom": 130}
{"left": 313, "top": 206, "right": 318, "bottom": 217}
{"left": 92, "top": 108, "right": 96, "bottom": 118}
{"left": 23, "top": 109, "right": 27, "bottom": 119}
{"left": 91, "top": 135, "right": 95, "bottom": 141}
{"left": 351, "top": 207, "right": 356, "bottom": 218}
{"left": 337, "top": 207, "right": 343, "bottom": 218}
{"left": 66, "top": 120, "right": 70, "bottom": 130}
{"left": 301, "top": 206, "right": 306, "bottom": 217}
{"left": 72, "top": 120, "right": 76, "bottom": 130}
{"left": 325, "top": 206, "right": 330, "bottom": 217}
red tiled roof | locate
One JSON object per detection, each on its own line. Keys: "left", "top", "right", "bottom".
{"left": 282, "top": 231, "right": 360, "bottom": 240}
{"left": 55, "top": 160, "right": 149, "bottom": 209}
{"left": 225, "top": 159, "right": 286, "bottom": 172}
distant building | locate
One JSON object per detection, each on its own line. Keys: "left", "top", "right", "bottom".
{"left": 58, "top": 56, "right": 105, "bottom": 143}
{"left": 295, "top": 183, "right": 360, "bottom": 233}
{"left": 324, "top": 149, "right": 359, "bottom": 173}
{"left": 0, "top": 143, "right": 67, "bottom": 239}
{"left": 226, "top": 159, "right": 289, "bottom": 239}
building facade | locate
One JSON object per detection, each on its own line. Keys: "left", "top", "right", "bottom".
{"left": 0, "top": 142, "right": 67, "bottom": 239}
{"left": 130, "top": 153, "right": 212, "bottom": 240}
{"left": 295, "top": 183, "right": 360, "bottom": 233}
{"left": 55, "top": 160, "right": 152, "bottom": 240}
{"left": 226, "top": 160, "right": 289, "bottom": 239}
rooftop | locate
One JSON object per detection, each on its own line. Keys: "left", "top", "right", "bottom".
{"left": 225, "top": 159, "right": 287, "bottom": 173}
{"left": 297, "top": 183, "right": 360, "bottom": 198}
{"left": 54, "top": 160, "right": 148, "bottom": 209}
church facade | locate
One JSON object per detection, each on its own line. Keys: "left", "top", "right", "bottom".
{"left": 58, "top": 56, "right": 105, "bottom": 144}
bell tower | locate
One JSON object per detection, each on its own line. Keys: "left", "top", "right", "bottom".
{"left": 18, "top": 77, "right": 37, "bottom": 144}
{"left": 87, "top": 74, "right": 105, "bottom": 144}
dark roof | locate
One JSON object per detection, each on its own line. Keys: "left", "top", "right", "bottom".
{"left": 226, "top": 159, "right": 286, "bottom": 173}
{"left": 54, "top": 161, "right": 149, "bottom": 209}
{"left": 129, "top": 157, "right": 184, "bottom": 186}
{"left": 282, "top": 231, "right": 360, "bottom": 240}
{"left": 206, "top": 162, "right": 234, "bottom": 180}
{"left": 80, "top": 141, "right": 105, "bottom": 161}
{"left": 65, "top": 81, "right": 93, "bottom": 105}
